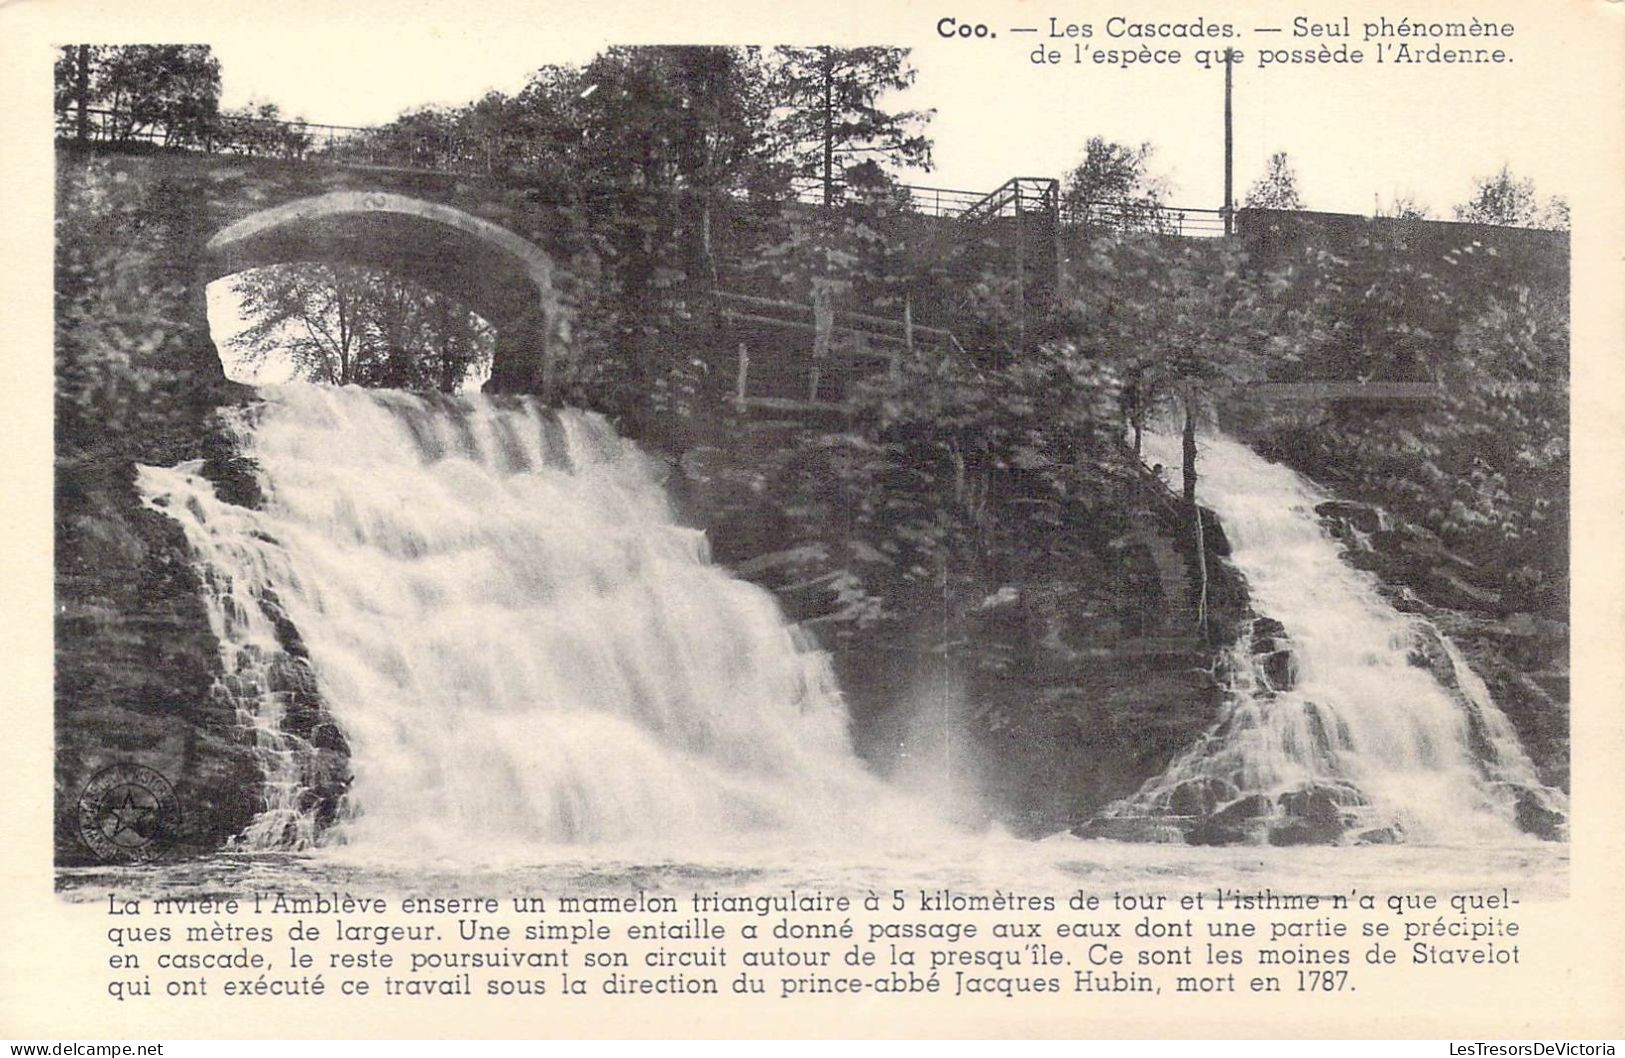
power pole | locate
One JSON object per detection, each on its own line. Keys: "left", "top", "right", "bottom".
{"left": 1223, "top": 49, "right": 1234, "bottom": 236}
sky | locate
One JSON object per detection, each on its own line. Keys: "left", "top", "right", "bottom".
{"left": 183, "top": 0, "right": 1606, "bottom": 222}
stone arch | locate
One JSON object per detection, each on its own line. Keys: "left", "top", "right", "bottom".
{"left": 202, "top": 191, "right": 562, "bottom": 395}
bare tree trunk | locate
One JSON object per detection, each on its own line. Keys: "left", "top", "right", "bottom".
{"left": 1181, "top": 390, "right": 1198, "bottom": 509}
{"left": 1129, "top": 386, "right": 1145, "bottom": 460}
{"left": 336, "top": 285, "right": 353, "bottom": 385}
{"left": 821, "top": 48, "right": 835, "bottom": 207}
{"left": 1182, "top": 391, "right": 1208, "bottom": 634}
{"left": 1192, "top": 501, "right": 1209, "bottom": 635}
{"left": 74, "top": 46, "right": 91, "bottom": 144}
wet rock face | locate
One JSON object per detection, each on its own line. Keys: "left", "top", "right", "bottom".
{"left": 1511, "top": 787, "right": 1568, "bottom": 842}
{"left": 1268, "top": 782, "right": 1368, "bottom": 845}
{"left": 1315, "top": 499, "right": 1387, "bottom": 538}
{"left": 1105, "top": 776, "right": 1376, "bottom": 848}
{"left": 55, "top": 463, "right": 264, "bottom": 863}
{"left": 1248, "top": 616, "right": 1296, "bottom": 692}
{"left": 56, "top": 399, "right": 354, "bottom": 862}
{"left": 1310, "top": 494, "right": 1569, "bottom": 793}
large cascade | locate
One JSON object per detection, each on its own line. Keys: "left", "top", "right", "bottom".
{"left": 137, "top": 385, "right": 907, "bottom": 856}
{"left": 1095, "top": 430, "right": 1567, "bottom": 846}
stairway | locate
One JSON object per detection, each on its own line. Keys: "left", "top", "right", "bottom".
{"left": 711, "top": 286, "right": 964, "bottom": 415}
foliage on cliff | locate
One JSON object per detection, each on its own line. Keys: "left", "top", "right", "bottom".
{"left": 1256, "top": 221, "right": 1569, "bottom": 616}
{"left": 55, "top": 159, "right": 213, "bottom": 467}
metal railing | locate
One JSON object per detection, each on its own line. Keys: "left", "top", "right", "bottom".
{"left": 56, "top": 106, "right": 554, "bottom": 174}
{"left": 1062, "top": 200, "right": 1228, "bottom": 238}
{"left": 787, "top": 177, "right": 989, "bottom": 218}
{"left": 958, "top": 177, "right": 1060, "bottom": 223}
{"left": 58, "top": 105, "right": 1233, "bottom": 236}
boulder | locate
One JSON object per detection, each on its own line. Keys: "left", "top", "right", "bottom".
{"left": 1278, "top": 784, "right": 1357, "bottom": 828}
{"left": 1267, "top": 820, "right": 1338, "bottom": 846}
{"left": 1166, "top": 777, "right": 1240, "bottom": 817}
{"left": 1259, "top": 649, "right": 1295, "bottom": 691}
{"left": 1250, "top": 616, "right": 1289, "bottom": 650}
{"left": 1184, "top": 819, "right": 1253, "bottom": 846}
{"left": 1315, "top": 500, "right": 1387, "bottom": 536}
{"left": 1212, "top": 792, "right": 1274, "bottom": 825}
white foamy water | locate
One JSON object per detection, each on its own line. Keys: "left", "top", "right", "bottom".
{"left": 1118, "top": 429, "right": 1565, "bottom": 844}
{"left": 131, "top": 388, "right": 1564, "bottom": 884}
{"left": 138, "top": 385, "right": 929, "bottom": 859}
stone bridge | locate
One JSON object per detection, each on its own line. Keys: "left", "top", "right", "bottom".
{"left": 66, "top": 147, "right": 577, "bottom": 397}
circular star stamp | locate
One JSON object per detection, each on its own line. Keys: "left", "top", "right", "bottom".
{"left": 77, "top": 763, "right": 181, "bottom": 863}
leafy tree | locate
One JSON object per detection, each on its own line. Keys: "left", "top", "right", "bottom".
{"left": 767, "top": 47, "right": 934, "bottom": 205}
{"left": 53, "top": 45, "right": 221, "bottom": 147}
{"left": 56, "top": 158, "right": 199, "bottom": 455}
{"left": 1243, "top": 151, "right": 1304, "bottom": 210}
{"left": 226, "top": 264, "right": 492, "bottom": 391}
{"left": 822, "top": 332, "right": 1133, "bottom": 634}
{"left": 54, "top": 46, "right": 102, "bottom": 142}
{"left": 1453, "top": 164, "right": 1569, "bottom": 230}
{"left": 1060, "top": 138, "right": 1172, "bottom": 231}
{"left": 1064, "top": 235, "right": 1285, "bottom": 460}
{"left": 292, "top": 47, "right": 784, "bottom": 412}
{"left": 1061, "top": 234, "right": 1289, "bottom": 629}
{"left": 217, "top": 101, "right": 312, "bottom": 159}
{"left": 1375, "top": 191, "right": 1432, "bottom": 220}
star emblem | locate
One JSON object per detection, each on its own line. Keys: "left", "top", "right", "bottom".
{"left": 98, "top": 786, "right": 159, "bottom": 847}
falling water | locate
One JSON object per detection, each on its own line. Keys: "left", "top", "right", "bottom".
{"left": 1099, "top": 429, "right": 1567, "bottom": 845}
{"left": 137, "top": 385, "right": 912, "bottom": 857}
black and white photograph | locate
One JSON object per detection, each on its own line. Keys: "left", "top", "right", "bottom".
{"left": 4, "top": 0, "right": 1622, "bottom": 1043}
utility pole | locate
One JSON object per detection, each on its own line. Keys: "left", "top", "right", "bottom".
{"left": 1223, "top": 48, "right": 1234, "bottom": 236}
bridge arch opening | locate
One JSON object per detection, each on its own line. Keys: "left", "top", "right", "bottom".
{"left": 201, "top": 191, "right": 562, "bottom": 395}
{"left": 207, "top": 264, "right": 497, "bottom": 392}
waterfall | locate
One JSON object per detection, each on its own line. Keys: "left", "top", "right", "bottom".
{"left": 1099, "top": 429, "right": 1566, "bottom": 846}
{"left": 137, "top": 385, "right": 907, "bottom": 857}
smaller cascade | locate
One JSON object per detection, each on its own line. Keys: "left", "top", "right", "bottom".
{"left": 137, "top": 438, "right": 346, "bottom": 849}
{"left": 1086, "top": 429, "right": 1567, "bottom": 846}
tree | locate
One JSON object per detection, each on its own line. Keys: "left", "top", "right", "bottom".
{"left": 53, "top": 45, "right": 221, "bottom": 147}
{"left": 767, "top": 47, "right": 934, "bottom": 205}
{"left": 1375, "top": 191, "right": 1432, "bottom": 220}
{"left": 217, "top": 101, "right": 312, "bottom": 159}
{"left": 1453, "top": 164, "right": 1569, "bottom": 230}
{"left": 226, "top": 264, "right": 493, "bottom": 391}
{"left": 1060, "top": 138, "right": 1172, "bottom": 231}
{"left": 53, "top": 46, "right": 101, "bottom": 143}
{"left": 1243, "top": 151, "right": 1304, "bottom": 210}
